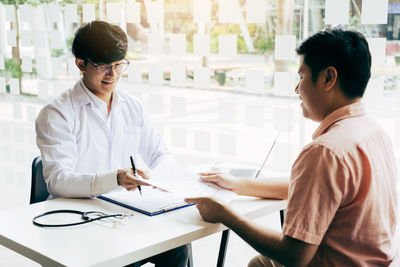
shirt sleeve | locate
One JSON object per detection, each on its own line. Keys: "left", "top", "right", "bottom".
{"left": 282, "top": 144, "right": 348, "bottom": 245}
{"left": 136, "top": 101, "right": 174, "bottom": 169}
{"left": 35, "top": 104, "right": 118, "bottom": 198}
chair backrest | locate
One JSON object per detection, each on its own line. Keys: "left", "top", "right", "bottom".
{"left": 30, "top": 156, "right": 49, "bottom": 204}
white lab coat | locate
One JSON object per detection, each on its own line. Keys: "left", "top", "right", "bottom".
{"left": 35, "top": 79, "right": 171, "bottom": 198}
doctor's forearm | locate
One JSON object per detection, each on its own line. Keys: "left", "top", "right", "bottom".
{"left": 47, "top": 170, "right": 118, "bottom": 198}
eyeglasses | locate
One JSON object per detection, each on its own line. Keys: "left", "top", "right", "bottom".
{"left": 88, "top": 59, "right": 130, "bottom": 75}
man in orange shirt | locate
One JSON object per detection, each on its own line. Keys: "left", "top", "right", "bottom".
{"left": 186, "top": 28, "right": 399, "bottom": 266}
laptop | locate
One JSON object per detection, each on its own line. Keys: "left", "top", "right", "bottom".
{"left": 229, "top": 130, "right": 280, "bottom": 178}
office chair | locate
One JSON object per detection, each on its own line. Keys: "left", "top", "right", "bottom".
{"left": 30, "top": 156, "right": 49, "bottom": 204}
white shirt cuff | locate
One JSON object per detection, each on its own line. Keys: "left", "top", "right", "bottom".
{"left": 92, "top": 170, "right": 119, "bottom": 196}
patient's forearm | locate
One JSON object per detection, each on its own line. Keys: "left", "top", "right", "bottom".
{"left": 233, "top": 177, "right": 289, "bottom": 199}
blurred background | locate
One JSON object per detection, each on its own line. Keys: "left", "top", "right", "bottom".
{"left": 0, "top": 0, "right": 399, "bottom": 266}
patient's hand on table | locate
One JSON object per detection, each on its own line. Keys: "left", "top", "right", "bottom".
{"left": 185, "top": 196, "right": 231, "bottom": 223}
{"left": 199, "top": 172, "right": 239, "bottom": 192}
{"left": 200, "top": 172, "right": 289, "bottom": 199}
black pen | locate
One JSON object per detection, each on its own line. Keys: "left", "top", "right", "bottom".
{"left": 130, "top": 156, "right": 142, "bottom": 196}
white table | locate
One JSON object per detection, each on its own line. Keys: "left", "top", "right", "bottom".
{"left": 0, "top": 197, "right": 287, "bottom": 267}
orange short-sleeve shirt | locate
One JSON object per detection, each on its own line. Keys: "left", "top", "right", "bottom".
{"left": 283, "top": 102, "right": 399, "bottom": 266}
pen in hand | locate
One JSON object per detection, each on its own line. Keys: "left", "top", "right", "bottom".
{"left": 130, "top": 156, "right": 142, "bottom": 196}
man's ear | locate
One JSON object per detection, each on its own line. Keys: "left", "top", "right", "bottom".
{"left": 324, "top": 66, "right": 337, "bottom": 91}
{"left": 75, "top": 58, "right": 85, "bottom": 72}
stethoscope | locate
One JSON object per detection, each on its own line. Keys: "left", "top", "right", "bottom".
{"left": 33, "top": 209, "right": 134, "bottom": 228}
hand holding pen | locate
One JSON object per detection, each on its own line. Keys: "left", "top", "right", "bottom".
{"left": 116, "top": 158, "right": 150, "bottom": 194}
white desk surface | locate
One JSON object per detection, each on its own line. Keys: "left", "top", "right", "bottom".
{"left": 0, "top": 197, "right": 287, "bottom": 267}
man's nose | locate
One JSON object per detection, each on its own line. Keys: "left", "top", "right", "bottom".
{"left": 294, "top": 84, "right": 299, "bottom": 94}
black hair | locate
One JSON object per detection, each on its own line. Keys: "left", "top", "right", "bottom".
{"left": 296, "top": 28, "right": 371, "bottom": 98}
{"left": 72, "top": 20, "right": 128, "bottom": 64}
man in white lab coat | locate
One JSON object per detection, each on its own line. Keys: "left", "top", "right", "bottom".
{"left": 35, "top": 20, "right": 188, "bottom": 267}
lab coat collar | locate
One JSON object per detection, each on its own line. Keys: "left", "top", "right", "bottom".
{"left": 71, "top": 79, "right": 126, "bottom": 109}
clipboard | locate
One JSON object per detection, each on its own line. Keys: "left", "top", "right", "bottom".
{"left": 98, "top": 187, "right": 194, "bottom": 216}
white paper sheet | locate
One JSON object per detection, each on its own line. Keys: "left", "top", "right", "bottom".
{"left": 194, "top": 34, "right": 210, "bottom": 56}
{"left": 324, "top": 0, "right": 349, "bottom": 25}
{"left": 367, "top": 38, "right": 386, "bottom": 66}
{"left": 64, "top": 4, "right": 78, "bottom": 24}
{"left": 148, "top": 161, "right": 236, "bottom": 200}
{"left": 101, "top": 186, "right": 190, "bottom": 214}
{"left": 194, "top": 67, "right": 210, "bottom": 89}
{"left": 193, "top": 0, "right": 211, "bottom": 23}
{"left": 82, "top": 4, "right": 96, "bottom": 22}
{"left": 246, "top": 0, "right": 266, "bottom": 23}
{"left": 106, "top": 3, "right": 121, "bottom": 23}
{"left": 126, "top": 1, "right": 141, "bottom": 23}
{"left": 274, "top": 35, "right": 296, "bottom": 61}
{"left": 219, "top": 34, "right": 237, "bottom": 57}
{"left": 361, "top": 0, "right": 388, "bottom": 24}
{"left": 245, "top": 70, "right": 264, "bottom": 91}
{"left": 194, "top": 130, "right": 211, "bottom": 152}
